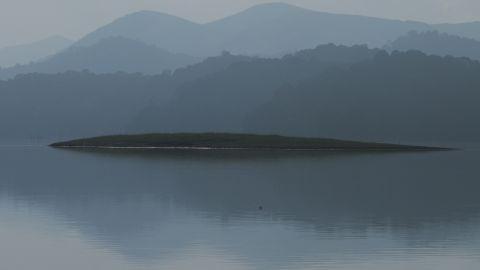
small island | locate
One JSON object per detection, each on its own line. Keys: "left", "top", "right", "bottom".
{"left": 50, "top": 133, "right": 449, "bottom": 151}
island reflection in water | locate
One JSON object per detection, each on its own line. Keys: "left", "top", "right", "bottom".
{"left": 0, "top": 146, "right": 480, "bottom": 270}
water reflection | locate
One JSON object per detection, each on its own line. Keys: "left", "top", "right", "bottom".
{"left": 0, "top": 147, "right": 480, "bottom": 269}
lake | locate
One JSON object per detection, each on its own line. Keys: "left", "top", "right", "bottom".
{"left": 1, "top": 146, "right": 480, "bottom": 270}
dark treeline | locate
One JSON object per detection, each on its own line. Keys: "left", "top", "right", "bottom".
{"left": 1, "top": 44, "right": 480, "bottom": 143}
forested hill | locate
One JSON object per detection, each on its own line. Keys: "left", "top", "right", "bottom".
{"left": 1, "top": 44, "right": 480, "bottom": 143}
{"left": 246, "top": 50, "right": 480, "bottom": 142}
{"left": 130, "top": 44, "right": 379, "bottom": 133}
{"left": 0, "top": 51, "right": 254, "bottom": 141}
{"left": 0, "top": 44, "right": 378, "bottom": 142}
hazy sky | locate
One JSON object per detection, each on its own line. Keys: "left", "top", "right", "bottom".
{"left": 1, "top": 0, "right": 479, "bottom": 48}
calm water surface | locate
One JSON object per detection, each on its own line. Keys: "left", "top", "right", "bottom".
{"left": 1, "top": 146, "right": 480, "bottom": 270}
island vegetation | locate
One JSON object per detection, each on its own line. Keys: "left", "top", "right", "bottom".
{"left": 50, "top": 133, "right": 449, "bottom": 151}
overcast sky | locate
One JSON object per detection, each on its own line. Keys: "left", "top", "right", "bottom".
{"left": 1, "top": 0, "right": 479, "bottom": 48}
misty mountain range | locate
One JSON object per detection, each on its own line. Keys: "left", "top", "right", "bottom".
{"left": 1, "top": 3, "right": 480, "bottom": 144}
{"left": 2, "top": 3, "right": 480, "bottom": 79}
{"left": 0, "top": 37, "right": 199, "bottom": 79}
{"left": 75, "top": 3, "right": 480, "bottom": 57}
{"left": 1, "top": 44, "right": 480, "bottom": 144}
{"left": 385, "top": 30, "right": 480, "bottom": 60}
{"left": 0, "top": 35, "right": 72, "bottom": 68}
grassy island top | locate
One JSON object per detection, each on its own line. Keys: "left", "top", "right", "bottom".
{"left": 50, "top": 133, "right": 449, "bottom": 151}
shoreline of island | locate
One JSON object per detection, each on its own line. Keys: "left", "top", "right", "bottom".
{"left": 49, "top": 133, "right": 452, "bottom": 152}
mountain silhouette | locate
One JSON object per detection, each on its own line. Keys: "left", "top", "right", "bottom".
{"left": 71, "top": 3, "right": 480, "bottom": 58}
{"left": 5, "top": 3, "right": 480, "bottom": 78}
{"left": 0, "top": 37, "right": 199, "bottom": 79}
{"left": 0, "top": 36, "right": 72, "bottom": 68}
{"left": 435, "top": 22, "right": 480, "bottom": 41}
{"left": 74, "top": 3, "right": 432, "bottom": 57}
{"left": 385, "top": 31, "right": 480, "bottom": 60}
{"left": 76, "top": 10, "right": 204, "bottom": 54}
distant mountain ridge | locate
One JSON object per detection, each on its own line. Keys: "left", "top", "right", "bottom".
{"left": 3, "top": 3, "right": 480, "bottom": 79}
{"left": 435, "top": 22, "right": 480, "bottom": 41}
{"left": 0, "top": 36, "right": 72, "bottom": 68}
{"left": 76, "top": 10, "right": 203, "bottom": 54}
{"left": 0, "top": 37, "right": 200, "bottom": 79}
{"left": 72, "top": 3, "right": 480, "bottom": 57}
{"left": 385, "top": 31, "right": 480, "bottom": 60}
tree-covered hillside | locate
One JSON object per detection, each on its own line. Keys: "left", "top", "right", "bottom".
{"left": 130, "top": 44, "right": 379, "bottom": 133}
{"left": 0, "top": 52, "right": 253, "bottom": 141}
{"left": 246, "top": 50, "right": 480, "bottom": 142}
{"left": 2, "top": 44, "right": 480, "bottom": 143}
